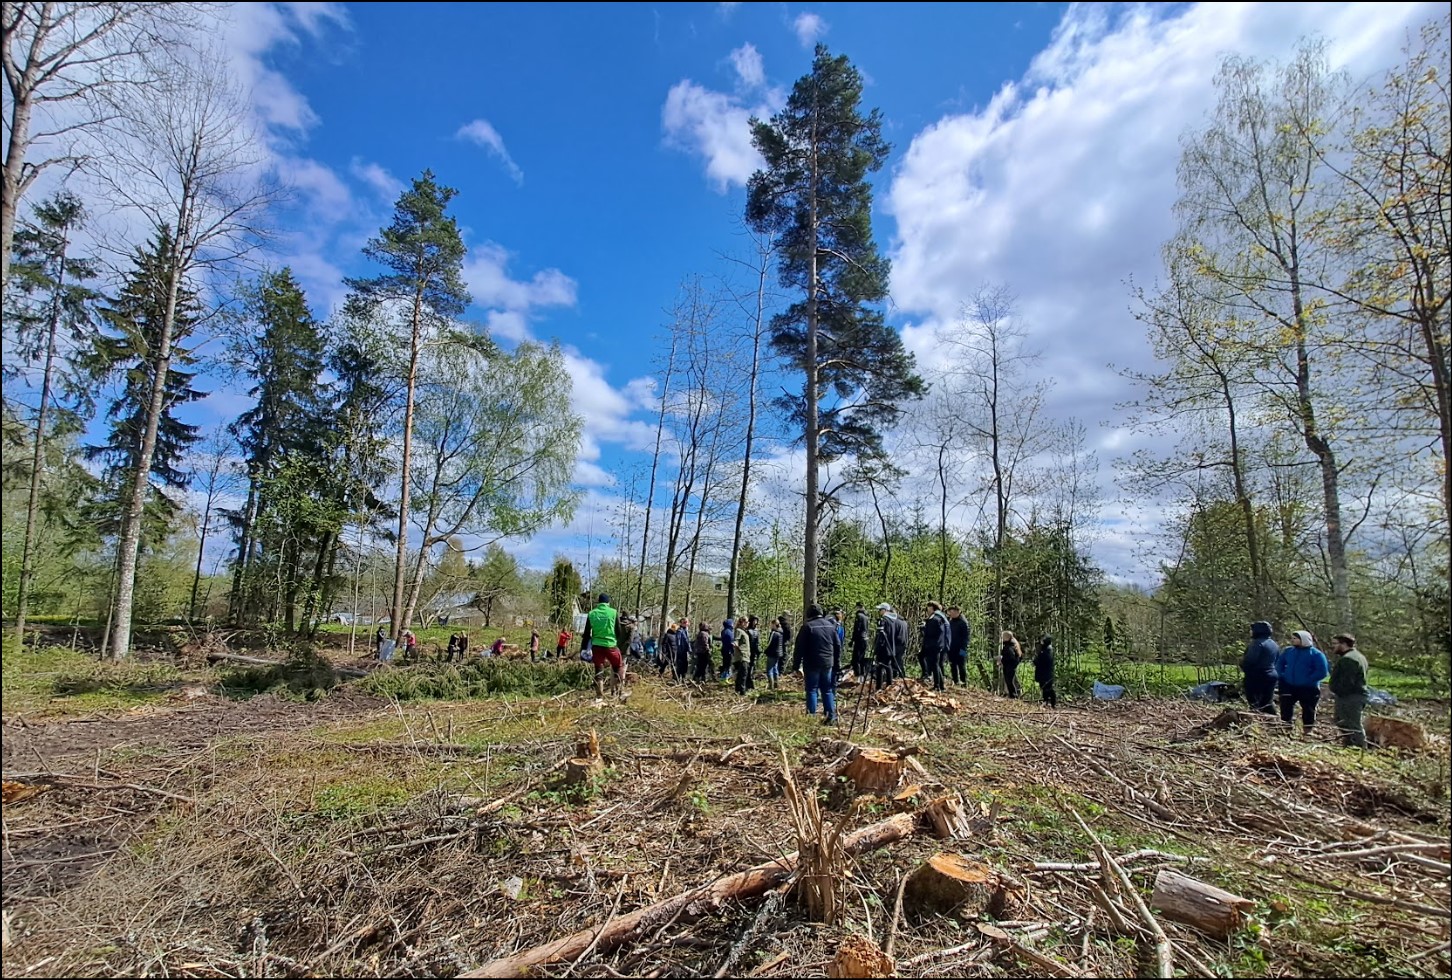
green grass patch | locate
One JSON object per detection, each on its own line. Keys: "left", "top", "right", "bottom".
{"left": 2, "top": 640, "right": 192, "bottom": 715}
{"left": 313, "top": 776, "right": 413, "bottom": 820}
{"left": 355, "top": 658, "right": 593, "bottom": 701}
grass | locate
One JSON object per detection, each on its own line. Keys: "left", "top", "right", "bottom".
{"left": 1, "top": 638, "right": 192, "bottom": 716}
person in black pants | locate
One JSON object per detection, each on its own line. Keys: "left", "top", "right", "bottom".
{"left": 946, "top": 606, "right": 970, "bottom": 685}
{"left": 872, "top": 603, "right": 905, "bottom": 690}
{"left": 1240, "top": 621, "right": 1279, "bottom": 714}
{"left": 1034, "top": 635, "right": 1057, "bottom": 707}
{"left": 851, "top": 604, "right": 870, "bottom": 679}
{"left": 999, "top": 630, "right": 1023, "bottom": 698}
{"left": 1275, "top": 629, "right": 1329, "bottom": 732}
{"left": 692, "top": 622, "right": 713, "bottom": 682}
{"left": 920, "top": 601, "right": 949, "bottom": 691}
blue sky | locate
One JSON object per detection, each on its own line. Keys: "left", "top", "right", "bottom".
{"left": 62, "top": 1, "right": 1442, "bottom": 577}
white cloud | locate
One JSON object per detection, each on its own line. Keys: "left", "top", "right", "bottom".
{"left": 350, "top": 157, "right": 404, "bottom": 202}
{"left": 730, "top": 43, "right": 765, "bottom": 90}
{"left": 221, "top": 2, "right": 348, "bottom": 134}
{"left": 718, "top": 2, "right": 742, "bottom": 17}
{"left": 464, "top": 243, "right": 578, "bottom": 313}
{"left": 663, "top": 56, "right": 785, "bottom": 192}
{"left": 456, "top": 118, "right": 525, "bottom": 185}
{"left": 793, "top": 12, "right": 827, "bottom": 48}
{"left": 886, "top": 1, "right": 1438, "bottom": 578}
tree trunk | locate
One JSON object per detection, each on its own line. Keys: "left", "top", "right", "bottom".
{"left": 1149, "top": 870, "right": 1251, "bottom": 938}
{"left": 840, "top": 748, "right": 906, "bottom": 795}
{"left": 391, "top": 288, "right": 426, "bottom": 639}
{"left": 727, "top": 249, "right": 768, "bottom": 619}
{"left": 188, "top": 495, "right": 213, "bottom": 620}
{"left": 108, "top": 253, "right": 185, "bottom": 660}
{"left": 635, "top": 336, "right": 675, "bottom": 620}
{"left": 460, "top": 813, "right": 917, "bottom": 979}
{"left": 0, "top": 78, "right": 32, "bottom": 300}
{"left": 937, "top": 442, "right": 949, "bottom": 601}
{"left": 13, "top": 231, "right": 67, "bottom": 647}
{"left": 904, "top": 854, "right": 1006, "bottom": 918}
{"left": 1222, "top": 375, "right": 1265, "bottom": 611}
{"left": 803, "top": 137, "right": 821, "bottom": 613}
{"left": 229, "top": 480, "right": 258, "bottom": 622}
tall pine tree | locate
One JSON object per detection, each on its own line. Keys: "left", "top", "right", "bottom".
{"left": 344, "top": 170, "right": 471, "bottom": 637}
{"left": 746, "top": 46, "right": 924, "bottom": 611}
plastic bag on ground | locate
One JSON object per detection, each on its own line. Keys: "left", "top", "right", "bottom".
{"left": 1093, "top": 681, "right": 1127, "bottom": 700}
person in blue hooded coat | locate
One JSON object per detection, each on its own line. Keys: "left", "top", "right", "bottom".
{"left": 1275, "top": 629, "right": 1329, "bottom": 732}
{"left": 1240, "top": 621, "right": 1279, "bottom": 714}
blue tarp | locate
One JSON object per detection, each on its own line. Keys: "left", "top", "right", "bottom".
{"left": 1367, "top": 688, "right": 1398, "bottom": 706}
{"left": 1093, "top": 681, "right": 1127, "bottom": 701}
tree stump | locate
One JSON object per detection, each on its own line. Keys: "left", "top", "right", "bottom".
{"left": 842, "top": 748, "right": 906, "bottom": 795}
{"left": 577, "top": 731, "right": 601, "bottom": 760}
{"left": 1150, "top": 870, "right": 1253, "bottom": 938}
{"left": 828, "top": 934, "right": 895, "bottom": 978}
{"left": 923, "top": 794, "right": 971, "bottom": 839}
{"left": 564, "top": 756, "right": 604, "bottom": 786}
{"left": 905, "top": 853, "right": 1005, "bottom": 917}
{"left": 1365, "top": 716, "right": 1427, "bottom": 751}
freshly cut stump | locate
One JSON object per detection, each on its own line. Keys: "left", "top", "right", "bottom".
{"left": 828, "top": 934, "right": 895, "bottom": 978}
{"left": 564, "top": 756, "right": 604, "bottom": 786}
{"left": 905, "top": 853, "right": 1005, "bottom": 917}
{"left": 924, "top": 794, "right": 971, "bottom": 840}
{"left": 842, "top": 748, "right": 906, "bottom": 795}
{"left": 1364, "top": 716, "right": 1427, "bottom": 751}
{"left": 1150, "top": 870, "right": 1253, "bottom": 938}
{"left": 577, "top": 730, "right": 601, "bottom": 759}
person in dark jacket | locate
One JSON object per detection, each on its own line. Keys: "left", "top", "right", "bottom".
{"left": 920, "top": 601, "right": 950, "bottom": 691}
{"left": 873, "top": 602, "right": 908, "bottom": 691}
{"left": 999, "top": 631, "right": 1023, "bottom": 698}
{"left": 1275, "top": 629, "right": 1330, "bottom": 732}
{"left": 792, "top": 603, "right": 842, "bottom": 723}
{"left": 1328, "top": 632, "right": 1369, "bottom": 749}
{"left": 1241, "top": 621, "right": 1279, "bottom": 714}
{"left": 764, "top": 614, "right": 792, "bottom": 689}
{"left": 946, "top": 606, "right": 970, "bottom": 685}
{"left": 851, "top": 604, "right": 870, "bottom": 679}
{"left": 745, "top": 615, "right": 761, "bottom": 690}
{"left": 692, "top": 622, "right": 713, "bottom": 683}
{"left": 719, "top": 618, "right": 736, "bottom": 681}
{"left": 673, "top": 622, "right": 691, "bottom": 681}
{"left": 1034, "top": 635, "right": 1057, "bottom": 707}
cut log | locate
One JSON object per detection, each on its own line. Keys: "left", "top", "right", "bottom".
{"left": 1149, "top": 870, "right": 1253, "bottom": 938}
{"left": 577, "top": 730, "right": 601, "bottom": 760}
{"left": 564, "top": 757, "right": 604, "bottom": 786}
{"left": 842, "top": 748, "right": 906, "bottom": 795}
{"left": 923, "top": 794, "right": 971, "bottom": 840}
{"left": 1365, "top": 716, "right": 1427, "bottom": 752}
{"left": 828, "top": 934, "right": 895, "bottom": 978}
{"left": 905, "top": 853, "right": 1005, "bottom": 918}
{"left": 461, "top": 813, "right": 918, "bottom": 978}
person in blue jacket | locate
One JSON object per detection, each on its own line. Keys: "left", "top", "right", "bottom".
{"left": 1275, "top": 629, "right": 1329, "bottom": 732}
{"left": 1240, "top": 621, "right": 1279, "bottom": 714}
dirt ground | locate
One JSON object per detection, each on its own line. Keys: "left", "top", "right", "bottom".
{"left": 1, "top": 668, "right": 1448, "bottom": 979}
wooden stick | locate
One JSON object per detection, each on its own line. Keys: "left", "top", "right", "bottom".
{"left": 1072, "top": 809, "right": 1173, "bottom": 979}
{"left": 566, "top": 880, "right": 626, "bottom": 975}
{"left": 461, "top": 813, "right": 918, "bottom": 978}
{"left": 884, "top": 870, "right": 907, "bottom": 959}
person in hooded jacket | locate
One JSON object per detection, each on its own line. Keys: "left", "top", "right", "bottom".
{"left": 673, "top": 622, "right": 692, "bottom": 681}
{"left": 745, "top": 615, "right": 761, "bottom": 690}
{"left": 719, "top": 617, "right": 736, "bottom": 681}
{"left": 999, "top": 631, "right": 1023, "bottom": 698}
{"left": 1034, "top": 635, "right": 1057, "bottom": 707}
{"left": 1275, "top": 629, "right": 1330, "bottom": 732}
{"left": 920, "top": 601, "right": 950, "bottom": 691}
{"left": 946, "top": 606, "right": 970, "bottom": 686}
{"left": 763, "top": 614, "right": 790, "bottom": 689}
{"left": 792, "top": 603, "right": 842, "bottom": 723}
{"left": 1241, "top": 621, "right": 1279, "bottom": 714}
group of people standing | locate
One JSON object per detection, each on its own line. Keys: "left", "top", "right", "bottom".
{"left": 1241, "top": 622, "right": 1371, "bottom": 747}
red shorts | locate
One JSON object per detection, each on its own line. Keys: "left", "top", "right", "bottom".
{"left": 591, "top": 647, "right": 623, "bottom": 671}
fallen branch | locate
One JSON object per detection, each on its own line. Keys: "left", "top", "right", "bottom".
{"left": 3, "top": 772, "right": 196, "bottom": 806}
{"left": 1034, "top": 850, "right": 1201, "bottom": 873}
{"left": 1072, "top": 808, "right": 1173, "bottom": 979}
{"left": 1054, "top": 736, "right": 1177, "bottom": 822}
{"left": 205, "top": 651, "right": 368, "bottom": 678}
{"left": 884, "top": 871, "right": 907, "bottom": 959}
{"left": 461, "top": 812, "right": 918, "bottom": 978}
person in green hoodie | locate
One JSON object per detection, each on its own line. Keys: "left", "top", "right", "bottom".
{"left": 1328, "top": 633, "right": 1370, "bottom": 749}
{"left": 581, "top": 593, "right": 624, "bottom": 697}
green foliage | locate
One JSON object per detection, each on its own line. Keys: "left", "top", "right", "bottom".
{"left": 355, "top": 658, "right": 593, "bottom": 701}
{"left": 313, "top": 778, "right": 411, "bottom": 820}
{"left": 218, "top": 649, "right": 346, "bottom": 700}
{"left": 544, "top": 556, "right": 582, "bottom": 627}
{"left": 344, "top": 170, "right": 471, "bottom": 322}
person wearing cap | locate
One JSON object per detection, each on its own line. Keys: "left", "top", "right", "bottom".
{"left": 581, "top": 593, "right": 625, "bottom": 697}
{"left": 873, "top": 602, "right": 907, "bottom": 691}
{"left": 946, "top": 606, "right": 970, "bottom": 686}
{"left": 1328, "top": 633, "right": 1370, "bottom": 748}
{"left": 1274, "top": 629, "right": 1329, "bottom": 732}
{"left": 792, "top": 602, "right": 842, "bottom": 723}
{"left": 851, "top": 603, "right": 870, "bottom": 680}
{"left": 1240, "top": 621, "right": 1279, "bottom": 714}
{"left": 920, "top": 601, "right": 950, "bottom": 691}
